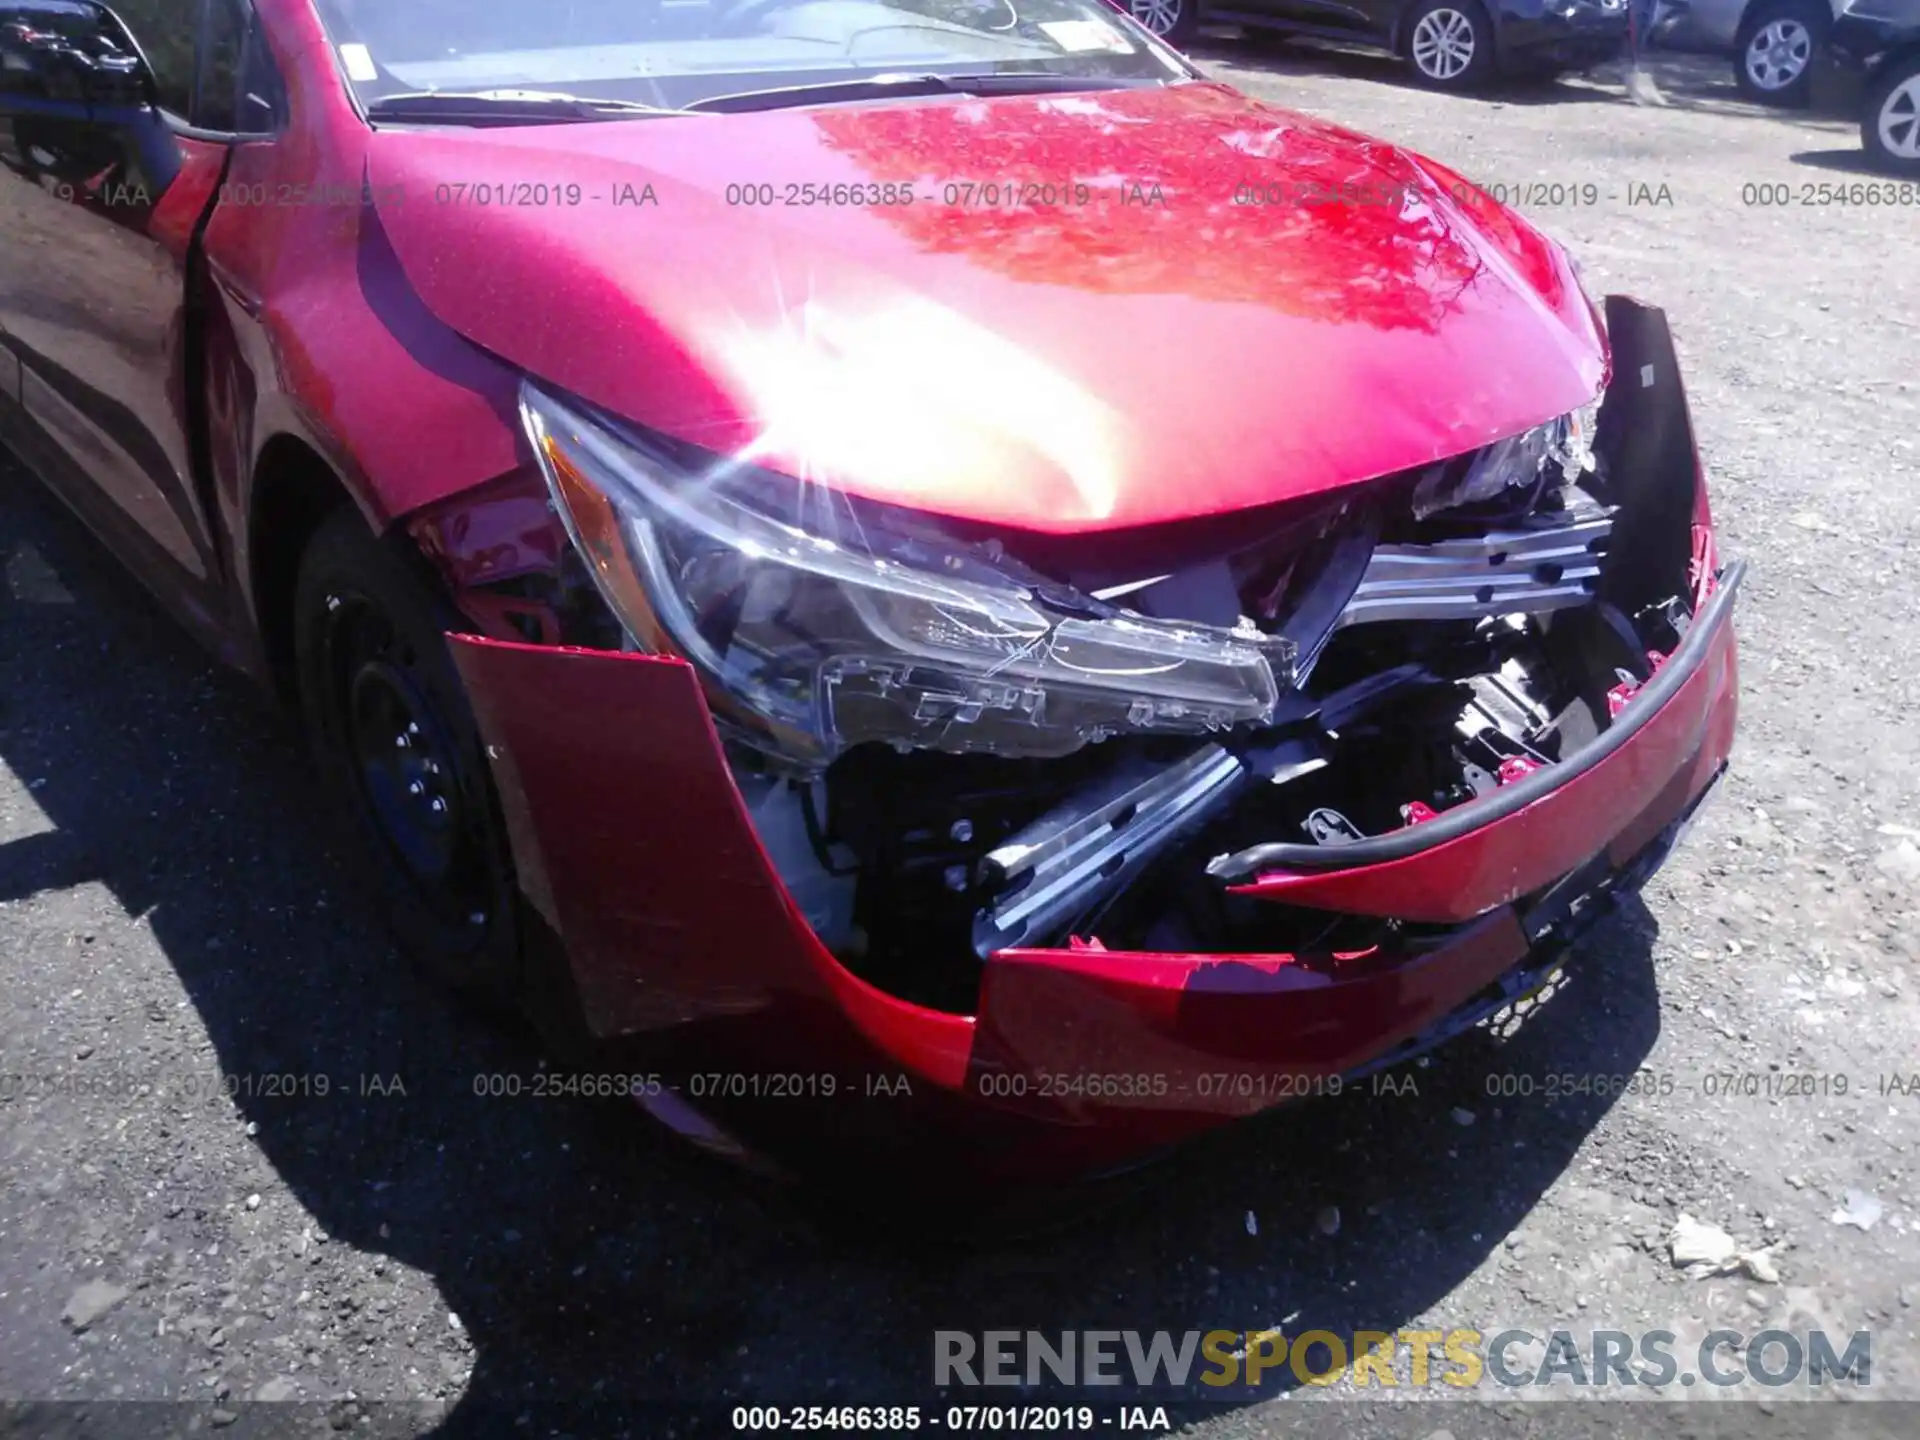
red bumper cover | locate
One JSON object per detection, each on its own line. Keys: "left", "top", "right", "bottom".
{"left": 449, "top": 562, "right": 1739, "bottom": 1179}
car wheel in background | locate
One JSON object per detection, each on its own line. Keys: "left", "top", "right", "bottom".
{"left": 1734, "top": 0, "right": 1828, "bottom": 107}
{"left": 1404, "top": 0, "right": 1495, "bottom": 89}
{"left": 1124, "top": 0, "right": 1199, "bottom": 44}
{"left": 1863, "top": 57, "right": 1920, "bottom": 175}
{"left": 293, "top": 508, "right": 522, "bottom": 1005}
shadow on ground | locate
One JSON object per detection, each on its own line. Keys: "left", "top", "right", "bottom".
{"left": 0, "top": 463, "right": 1668, "bottom": 1436}
{"left": 1788, "top": 147, "right": 1893, "bottom": 177}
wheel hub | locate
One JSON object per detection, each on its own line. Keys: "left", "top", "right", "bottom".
{"left": 347, "top": 658, "right": 463, "bottom": 884}
{"left": 1412, "top": 10, "right": 1475, "bottom": 80}
{"left": 1882, "top": 76, "right": 1920, "bottom": 160}
{"left": 1128, "top": 0, "right": 1182, "bottom": 35}
{"left": 1746, "top": 19, "right": 1810, "bottom": 89}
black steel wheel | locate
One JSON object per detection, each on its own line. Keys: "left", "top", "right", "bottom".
{"left": 293, "top": 508, "right": 520, "bottom": 1001}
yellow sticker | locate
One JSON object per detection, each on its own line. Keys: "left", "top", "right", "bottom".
{"left": 1039, "top": 19, "right": 1133, "bottom": 53}
{"left": 339, "top": 43, "right": 379, "bottom": 83}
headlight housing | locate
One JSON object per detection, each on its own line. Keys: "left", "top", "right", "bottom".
{"left": 520, "top": 381, "right": 1286, "bottom": 766}
{"left": 1410, "top": 406, "right": 1599, "bottom": 520}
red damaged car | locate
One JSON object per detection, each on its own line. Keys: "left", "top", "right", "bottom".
{"left": 0, "top": 0, "right": 1737, "bottom": 1184}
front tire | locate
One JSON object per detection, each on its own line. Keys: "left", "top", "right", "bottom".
{"left": 1733, "top": 0, "right": 1827, "bottom": 108}
{"left": 1863, "top": 57, "right": 1920, "bottom": 176}
{"left": 1404, "top": 0, "right": 1495, "bottom": 90}
{"left": 1122, "top": 0, "right": 1199, "bottom": 45}
{"left": 293, "top": 508, "right": 521, "bottom": 1003}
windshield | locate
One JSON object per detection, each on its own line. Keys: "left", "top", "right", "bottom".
{"left": 313, "top": 0, "right": 1189, "bottom": 115}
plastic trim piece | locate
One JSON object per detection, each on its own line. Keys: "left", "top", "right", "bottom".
{"left": 975, "top": 743, "right": 1249, "bottom": 955}
{"left": 1205, "top": 558, "right": 1745, "bottom": 880}
{"left": 1334, "top": 511, "right": 1613, "bottom": 629}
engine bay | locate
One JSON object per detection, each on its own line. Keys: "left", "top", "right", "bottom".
{"left": 411, "top": 281, "right": 1725, "bottom": 1019}
{"left": 450, "top": 296, "right": 1708, "bottom": 1015}
{"left": 727, "top": 358, "right": 1708, "bottom": 1014}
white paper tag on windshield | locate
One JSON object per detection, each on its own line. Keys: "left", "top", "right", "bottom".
{"left": 1039, "top": 19, "right": 1133, "bottom": 53}
{"left": 339, "top": 43, "right": 379, "bottom": 83}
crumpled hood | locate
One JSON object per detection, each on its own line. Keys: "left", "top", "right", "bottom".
{"left": 366, "top": 81, "right": 1605, "bottom": 534}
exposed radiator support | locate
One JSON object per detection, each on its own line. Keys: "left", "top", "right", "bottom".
{"left": 1336, "top": 511, "right": 1614, "bottom": 630}
{"left": 972, "top": 744, "right": 1248, "bottom": 956}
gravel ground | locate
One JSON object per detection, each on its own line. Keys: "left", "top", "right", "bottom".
{"left": 3, "top": 42, "right": 1919, "bottom": 1440}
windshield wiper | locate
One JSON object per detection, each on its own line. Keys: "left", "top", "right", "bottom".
{"left": 364, "top": 89, "right": 686, "bottom": 124}
{"left": 682, "top": 71, "right": 1156, "bottom": 115}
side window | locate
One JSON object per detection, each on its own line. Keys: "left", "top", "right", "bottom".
{"left": 233, "top": 7, "right": 283, "bottom": 131}
{"left": 106, "top": 0, "right": 197, "bottom": 118}
{"left": 195, "top": 0, "right": 242, "bottom": 130}
{"left": 195, "top": 0, "right": 281, "bottom": 133}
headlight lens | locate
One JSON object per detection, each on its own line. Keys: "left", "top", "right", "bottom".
{"left": 1411, "top": 407, "right": 1598, "bottom": 520}
{"left": 520, "top": 381, "right": 1285, "bottom": 765}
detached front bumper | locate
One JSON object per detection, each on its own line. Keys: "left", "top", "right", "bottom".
{"left": 971, "top": 565, "right": 1736, "bottom": 1112}
{"left": 447, "top": 563, "right": 1737, "bottom": 1182}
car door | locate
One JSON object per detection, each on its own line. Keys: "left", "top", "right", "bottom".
{"left": 0, "top": 0, "right": 260, "bottom": 633}
{"left": 1217, "top": 0, "right": 1383, "bottom": 41}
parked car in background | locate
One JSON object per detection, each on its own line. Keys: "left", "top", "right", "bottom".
{"left": 1124, "top": 0, "right": 1629, "bottom": 89}
{"left": 1827, "top": 0, "right": 1920, "bottom": 171}
{"left": 1656, "top": 0, "right": 1848, "bottom": 105}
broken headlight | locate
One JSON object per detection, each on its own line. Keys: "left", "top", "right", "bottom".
{"left": 520, "top": 381, "right": 1283, "bottom": 766}
{"left": 1412, "top": 406, "right": 1598, "bottom": 520}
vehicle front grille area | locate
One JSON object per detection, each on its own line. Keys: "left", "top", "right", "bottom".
{"left": 1242, "top": 445, "right": 1619, "bottom": 681}
{"left": 734, "top": 409, "right": 1703, "bottom": 1013}
{"left": 1335, "top": 506, "right": 1614, "bottom": 633}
